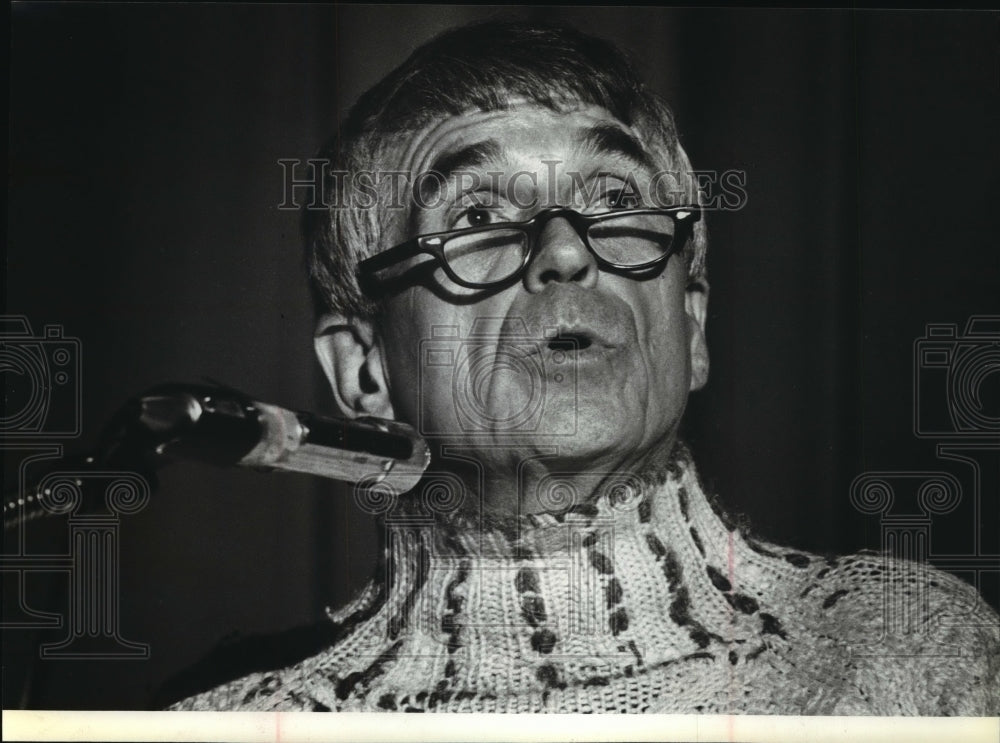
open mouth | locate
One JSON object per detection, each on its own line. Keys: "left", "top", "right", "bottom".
{"left": 547, "top": 332, "right": 593, "bottom": 352}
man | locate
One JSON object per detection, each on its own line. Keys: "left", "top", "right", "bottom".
{"left": 171, "top": 21, "right": 999, "bottom": 714}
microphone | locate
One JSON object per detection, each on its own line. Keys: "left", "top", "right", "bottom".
{"left": 127, "top": 383, "right": 431, "bottom": 492}
{"left": 3, "top": 383, "right": 431, "bottom": 532}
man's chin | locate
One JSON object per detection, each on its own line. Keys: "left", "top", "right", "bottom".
{"left": 421, "top": 402, "right": 648, "bottom": 472}
{"left": 505, "top": 420, "right": 641, "bottom": 468}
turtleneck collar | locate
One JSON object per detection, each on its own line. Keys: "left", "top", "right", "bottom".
{"left": 380, "top": 441, "right": 712, "bottom": 556}
{"left": 349, "top": 441, "right": 787, "bottom": 690}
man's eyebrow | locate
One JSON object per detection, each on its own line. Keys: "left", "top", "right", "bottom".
{"left": 575, "top": 124, "right": 656, "bottom": 172}
{"left": 417, "top": 140, "right": 507, "bottom": 207}
{"left": 429, "top": 139, "right": 506, "bottom": 181}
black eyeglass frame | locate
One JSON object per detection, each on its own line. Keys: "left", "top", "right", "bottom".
{"left": 357, "top": 205, "right": 702, "bottom": 290}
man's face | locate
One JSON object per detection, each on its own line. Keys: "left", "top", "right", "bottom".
{"left": 373, "top": 103, "right": 707, "bottom": 493}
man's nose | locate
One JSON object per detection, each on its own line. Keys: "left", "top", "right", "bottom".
{"left": 523, "top": 217, "right": 598, "bottom": 292}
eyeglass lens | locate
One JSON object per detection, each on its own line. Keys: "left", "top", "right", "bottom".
{"left": 442, "top": 212, "right": 678, "bottom": 285}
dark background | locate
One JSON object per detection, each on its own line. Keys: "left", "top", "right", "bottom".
{"left": 5, "top": 5, "right": 998, "bottom": 709}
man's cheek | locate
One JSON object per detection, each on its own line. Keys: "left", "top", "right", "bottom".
{"left": 638, "top": 336, "right": 686, "bottom": 399}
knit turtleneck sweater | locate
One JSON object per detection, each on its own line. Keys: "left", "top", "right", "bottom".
{"left": 170, "top": 446, "right": 999, "bottom": 714}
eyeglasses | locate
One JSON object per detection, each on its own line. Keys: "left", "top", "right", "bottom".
{"left": 357, "top": 205, "right": 701, "bottom": 291}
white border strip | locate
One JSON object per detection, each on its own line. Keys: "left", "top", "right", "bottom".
{"left": 2, "top": 711, "right": 998, "bottom": 743}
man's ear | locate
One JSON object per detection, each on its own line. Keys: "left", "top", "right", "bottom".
{"left": 685, "top": 278, "right": 710, "bottom": 392}
{"left": 314, "top": 313, "right": 395, "bottom": 419}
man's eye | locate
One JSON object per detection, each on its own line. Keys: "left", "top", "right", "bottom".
{"left": 601, "top": 188, "right": 642, "bottom": 210}
{"left": 454, "top": 205, "right": 500, "bottom": 230}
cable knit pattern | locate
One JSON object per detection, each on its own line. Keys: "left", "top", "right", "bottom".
{"left": 170, "top": 447, "right": 1000, "bottom": 713}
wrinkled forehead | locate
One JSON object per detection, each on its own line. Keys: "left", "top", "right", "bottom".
{"left": 391, "top": 103, "right": 659, "bottom": 178}
{"left": 371, "top": 103, "right": 669, "bottom": 240}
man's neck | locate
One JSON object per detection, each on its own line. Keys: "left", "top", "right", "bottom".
{"left": 415, "top": 433, "right": 681, "bottom": 526}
